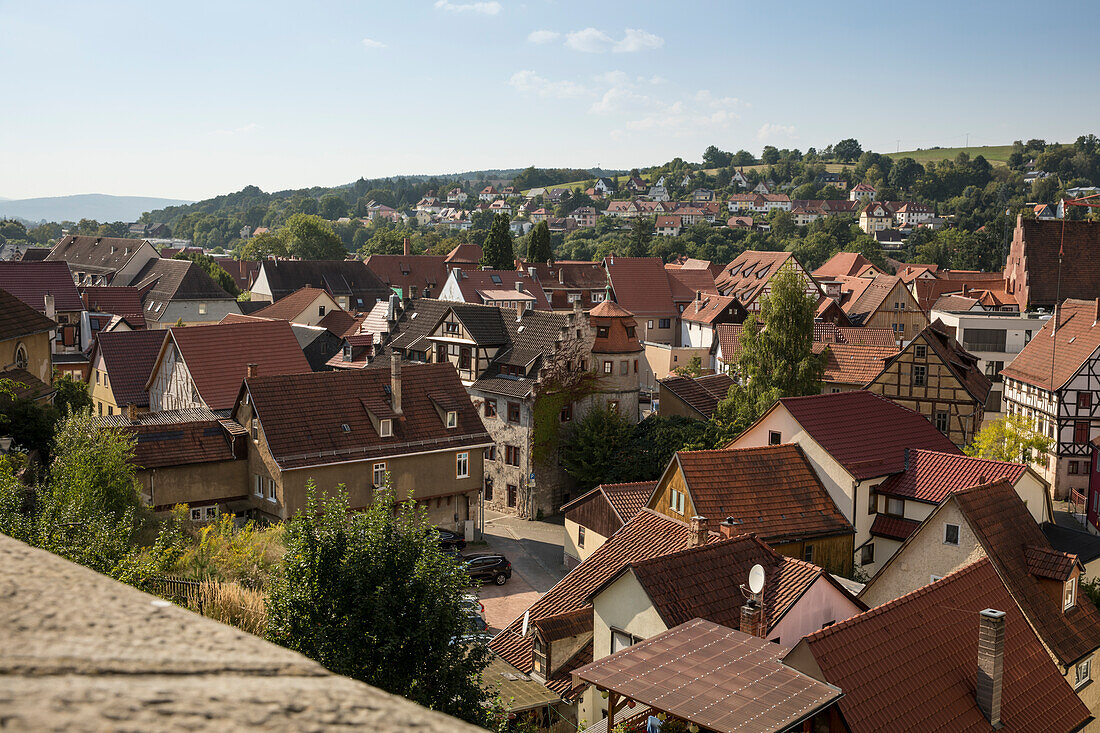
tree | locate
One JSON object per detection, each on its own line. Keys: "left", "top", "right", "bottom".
{"left": 49, "top": 410, "right": 141, "bottom": 520}
{"left": 318, "top": 193, "right": 348, "bottom": 220}
{"left": 282, "top": 213, "right": 347, "bottom": 260}
{"left": 265, "top": 483, "right": 496, "bottom": 727}
{"left": 240, "top": 230, "right": 289, "bottom": 261}
{"left": 480, "top": 214, "right": 515, "bottom": 270}
{"left": 53, "top": 373, "right": 92, "bottom": 417}
{"left": 560, "top": 405, "right": 637, "bottom": 490}
{"left": 761, "top": 146, "right": 780, "bottom": 165}
{"left": 703, "top": 145, "right": 733, "bottom": 169}
{"left": 527, "top": 220, "right": 553, "bottom": 263}
{"left": 965, "top": 414, "right": 1053, "bottom": 468}
{"left": 834, "top": 138, "right": 863, "bottom": 163}
{"left": 627, "top": 217, "right": 652, "bottom": 258}
{"left": 673, "top": 356, "right": 705, "bottom": 377}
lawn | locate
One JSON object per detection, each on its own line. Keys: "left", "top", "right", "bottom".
{"left": 886, "top": 145, "right": 1013, "bottom": 167}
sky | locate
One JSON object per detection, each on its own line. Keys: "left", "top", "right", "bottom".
{"left": 2, "top": 0, "right": 1098, "bottom": 201}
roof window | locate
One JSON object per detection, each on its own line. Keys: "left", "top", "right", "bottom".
{"left": 340, "top": 424, "right": 351, "bottom": 432}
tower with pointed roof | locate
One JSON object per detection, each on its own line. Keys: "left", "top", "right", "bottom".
{"left": 588, "top": 291, "right": 644, "bottom": 420}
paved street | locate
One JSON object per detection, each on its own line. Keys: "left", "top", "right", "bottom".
{"left": 474, "top": 509, "right": 568, "bottom": 632}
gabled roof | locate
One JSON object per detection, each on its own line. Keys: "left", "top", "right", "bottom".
{"left": 0, "top": 368, "right": 54, "bottom": 401}
{"left": 95, "top": 408, "right": 240, "bottom": 470}
{"left": 603, "top": 257, "right": 676, "bottom": 317}
{"left": 793, "top": 558, "right": 1090, "bottom": 733}
{"left": 216, "top": 259, "right": 260, "bottom": 292}
{"left": 1012, "top": 218, "right": 1100, "bottom": 307}
{"left": 768, "top": 391, "right": 961, "bottom": 480}
{"left": 0, "top": 287, "right": 56, "bottom": 342}
{"left": 715, "top": 251, "right": 798, "bottom": 304}
{"left": 812, "top": 252, "right": 876, "bottom": 279}
{"left": 1001, "top": 298, "right": 1100, "bottom": 390}
{"left": 0, "top": 261, "right": 84, "bottom": 313}
{"left": 842, "top": 274, "right": 905, "bottom": 325}
{"left": 80, "top": 286, "right": 147, "bottom": 328}
{"left": 875, "top": 449, "right": 1029, "bottom": 505}
{"left": 819, "top": 343, "right": 898, "bottom": 386}
{"left": 444, "top": 243, "right": 482, "bottom": 264}
{"left": 256, "top": 259, "right": 391, "bottom": 308}
{"left": 658, "top": 374, "right": 734, "bottom": 418}
{"left": 914, "top": 274, "right": 1007, "bottom": 312}
{"left": 149, "top": 320, "right": 311, "bottom": 411}
{"left": 559, "top": 481, "right": 656, "bottom": 527}
{"left": 678, "top": 293, "right": 743, "bottom": 325}
{"left": 363, "top": 254, "right": 449, "bottom": 297}
{"left": 952, "top": 480, "right": 1100, "bottom": 666}
{"left": 130, "top": 258, "right": 234, "bottom": 310}
{"left": 240, "top": 362, "right": 491, "bottom": 471}
{"left": 251, "top": 287, "right": 336, "bottom": 322}
{"left": 671, "top": 445, "right": 853, "bottom": 544}
{"left": 45, "top": 235, "right": 151, "bottom": 274}
{"left": 894, "top": 321, "right": 991, "bottom": 403}
{"left": 519, "top": 260, "right": 606, "bottom": 291}
{"left": 90, "top": 329, "right": 168, "bottom": 409}
{"left": 664, "top": 266, "right": 719, "bottom": 303}
{"left": 447, "top": 270, "right": 551, "bottom": 310}
{"left": 316, "top": 308, "right": 363, "bottom": 338}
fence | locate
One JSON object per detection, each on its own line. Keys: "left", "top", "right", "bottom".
{"left": 149, "top": 575, "right": 206, "bottom": 604}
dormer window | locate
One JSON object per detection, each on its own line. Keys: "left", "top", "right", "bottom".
{"left": 344, "top": 343, "right": 353, "bottom": 360}
{"left": 380, "top": 418, "right": 392, "bottom": 437}
{"left": 446, "top": 411, "right": 458, "bottom": 429}
{"left": 596, "top": 325, "right": 610, "bottom": 339}
{"left": 1065, "top": 576, "right": 1078, "bottom": 611}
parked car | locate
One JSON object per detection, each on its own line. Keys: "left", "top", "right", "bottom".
{"left": 435, "top": 527, "right": 467, "bottom": 551}
{"left": 462, "top": 553, "right": 512, "bottom": 586}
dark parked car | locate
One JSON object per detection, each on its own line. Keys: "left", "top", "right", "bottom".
{"left": 435, "top": 527, "right": 467, "bottom": 551}
{"left": 462, "top": 553, "right": 512, "bottom": 586}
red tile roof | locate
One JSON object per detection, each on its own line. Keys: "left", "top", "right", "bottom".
{"left": 444, "top": 243, "right": 483, "bottom": 264}
{"left": 240, "top": 362, "right": 491, "bottom": 470}
{"left": 715, "top": 251, "right": 797, "bottom": 305}
{"left": 0, "top": 368, "right": 54, "bottom": 401}
{"left": 251, "top": 287, "right": 335, "bottom": 322}
{"left": 678, "top": 293, "right": 744, "bottom": 325}
{"left": 603, "top": 257, "right": 676, "bottom": 317}
{"left": 317, "top": 309, "right": 364, "bottom": 337}
{"left": 600, "top": 481, "right": 656, "bottom": 522}
{"left": 0, "top": 288, "right": 56, "bottom": 342}
{"left": 914, "top": 275, "right": 1007, "bottom": 312}
{"left": 842, "top": 274, "right": 907, "bottom": 325}
{"left": 363, "top": 254, "right": 449, "bottom": 298}
{"left": 812, "top": 252, "right": 877, "bottom": 279}
{"left": 0, "top": 261, "right": 84, "bottom": 313}
{"left": 90, "top": 329, "right": 168, "bottom": 408}
{"left": 664, "top": 266, "right": 719, "bottom": 303}
{"left": 80, "top": 286, "right": 147, "bottom": 328}
{"left": 152, "top": 320, "right": 311, "bottom": 411}
{"left": 671, "top": 445, "right": 853, "bottom": 544}
{"left": 1025, "top": 545, "right": 1078, "bottom": 582}
{"left": 770, "top": 391, "right": 961, "bottom": 479}
{"left": 216, "top": 259, "right": 260, "bottom": 292}
{"left": 868, "top": 513, "right": 920, "bottom": 541}
{"left": 794, "top": 558, "right": 1091, "bottom": 733}
{"left": 902, "top": 320, "right": 991, "bottom": 404}
{"left": 819, "top": 343, "right": 898, "bottom": 386}
{"left": 658, "top": 374, "right": 734, "bottom": 418}
{"left": 715, "top": 323, "right": 745, "bottom": 364}
{"left": 875, "top": 449, "right": 1029, "bottom": 505}
{"left": 1001, "top": 299, "right": 1100, "bottom": 390}
{"left": 450, "top": 270, "right": 551, "bottom": 310}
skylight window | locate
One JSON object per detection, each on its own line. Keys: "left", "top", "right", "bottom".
{"left": 491, "top": 274, "right": 503, "bottom": 284}
{"left": 341, "top": 424, "right": 351, "bottom": 432}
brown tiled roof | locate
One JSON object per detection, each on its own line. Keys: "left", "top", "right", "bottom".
{"left": 715, "top": 251, "right": 796, "bottom": 304}
{"left": 665, "top": 266, "right": 719, "bottom": 303}
{"left": 914, "top": 275, "right": 1006, "bottom": 312}
{"left": 794, "top": 558, "right": 1091, "bottom": 733}
{"left": 120, "top": 418, "right": 237, "bottom": 470}
{"left": 519, "top": 261, "right": 607, "bottom": 292}
{"left": 603, "top": 257, "right": 677, "bottom": 317}
{"left": 573, "top": 618, "right": 842, "bottom": 733}
{"left": 80, "top": 286, "right": 147, "bottom": 328}
{"left": 45, "top": 235, "right": 151, "bottom": 275}
{"left": 444, "top": 243, "right": 483, "bottom": 264}
{"left": 820, "top": 343, "right": 898, "bottom": 386}
{"left": 771, "top": 391, "right": 961, "bottom": 479}
{"left": 0, "top": 261, "right": 84, "bottom": 313}
{"left": 91, "top": 329, "right": 168, "bottom": 409}
{"left": 842, "top": 274, "right": 904, "bottom": 325}
{"left": 875, "top": 449, "right": 1028, "bottom": 505}
{"left": 673, "top": 445, "right": 853, "bottom": 544}
{"left": 450, "top": 270, "right": 551, "bottom": 310}
{"left": 812, "top": 252, "right": 876, "bottom": 279}
{"left": 490, "top": 510, "right": 703, "bottom": 688}
{"left": 715, "top": 323, "right": 745, "bottom": 364}
{"left": 18, "top": 247, "right": 51, "bottom": 261}
{"left": 363, "top": 254, "right": 448, "bottom": 298}
{"left": 908, "top": 320, "right": 991, "bottom": 403}
{"left": 257, "top": 259, "right": 391, "bottom": 309}
{"left": 932, "top": 294, "right": 982, "bottom": 312}
{"left": 1012, "top": 218, "right": 1100, "bottom": 307}
{"left": 952, "top": 480, "right": 1100, "bottom": 665}
{"left": 589, "top": 302, "right": 641, "bottom": 355}
{"left": 0, "top": 368, "right": 54, "bottom": 401}
{"left": 532, "top": 607, "right": 592, "bottom": 642}
{"left": 1001, "top": 299, "right": 1100, "bottom": 390}
{"left": 587, "top": 299, "right": 632, "bottom": 318}
{"left": 1025, "top": 545, "right": 1078, "bottom": 582}
{"left": 153, "top": 320, "right": 311, "bottom": 411}
{"left": 0, "top": 288, "right": 56, "bottom": 342}
{"left": 317, "top": 308, "right": 363, "bottom": 337}
{"left": 241, "top": 362, "right": 490, "bottom": 470}
{"left": 869, "top": 513, "right": 920, "bottom": 541}
{"left": 252, "top": 287, "right": 334, "bottom": 322}
{"left": 130, "top": 258, "right": 233, "bottom": 302}
{"left": 658, "top": 374, "right": 734, "bottom": 418}
{"left": 678, "top": 293, "right": 743, "bottom": 325}
{"left": 600, "top": 482, "right": 655, "bottom": 522}
{"left": 216, "top": 259, "right": 260, "bottom": 292}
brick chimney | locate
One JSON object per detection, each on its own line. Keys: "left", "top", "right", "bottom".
{"left": 719, "top": 516, "right": 740, "bottom": 538}
{"left": 403, "top": 237, "right": 410, "bottom": 256}
{"left": 246, "top": 363, "right": 258, "bottom": 379}
{"left": 390, "top": 352, "right": 402, "bottom": 414}
{"left": 126, "top": 403, "right": 137, "bottom": 421}
{"left": 740, "top": 598, "right": 765, "bottom": 638}
{"left": 516, "top": 300, "right": 527, "bottom": 321}
{"left": 688, "top": 515, "right": 708, "bottom": 548}
{"left": 977, "top": 608, "right": 1005, "bottom": 727}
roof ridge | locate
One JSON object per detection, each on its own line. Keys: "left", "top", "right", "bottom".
{"left": 629, "top": 532, "right": 765, "bottom": 570}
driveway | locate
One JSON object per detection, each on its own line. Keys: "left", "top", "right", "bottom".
{"left": 475, "top": 510, "right": 568, "bottom": 632}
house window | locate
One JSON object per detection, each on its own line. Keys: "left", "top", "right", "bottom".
{"left": 251, "top": 418, "right": 259, "bottom": 441}
{"left": 648, "top": 320, "right": 654, "bottom": 329}
{"left": 669, "top": 488, "right": 685, "bottom": 515}
{"left": 1079, "top": 393, "right": 1093, "bottom": 410}
{"left": 611, "top": 629, "right": 639, "bottom": 654}
{"left": 198, "top": 303, "right": 207, "bottom": 315}
{"left": 626, "top": 326, "right": 636, "bottom": 339}
{"left": 861, "top": 543, "right": 875, "bottom": 566}
{"left": 456, "top": 452, "right": 469, "bottom": 478}
{"left": 597, "top": 326, "right": 610, "bottom": 339}
{"left": 591, "top": 291, "right": 606, "bottom": 303}
{"left": 96, "top": 370, "right": 100, "bottom": 384}
{"left": 943, "top": 523, "right": 960, "bottom": 546}
{"left": 507, "top": 402, "right": 521, "bottom": 424}
{"left": 254, "top": 474, "right": 263, "bottom": 496}
{"left": 532, "top": 638, "right": 547, "bottom": 675}
{"left": 634, "top": 359, "right": 639, "bottom": 373}
{"left": 603, "top": 360, "right": 613, "bottom": 374}
{"left": 484, "top": 399, "right": 497, "bottom": 418}
{"left": 446, "top": 411, "right": 458, "bottom": 429}
{"left": 190, "top": 507, "right": 203, "bottom": 521}
{"left": 459, "top": 347, "right": 471, "bottom": 370}
{"left": 803, "top": 544, "right": 814, "bottom": 563}
{"left": 912, "top": 364, "right": 927, "bottom": 387}
{"left": 1070, "top": 461, "right": 1080, "bottom": 475}
{"left": 659, "top": 318, "right": 671, "bottom": 329}
{"left": 935, "top": 410, "right": 949, "bottom": 434}
{"left": 886, "top": 496, "right": 904, "bottom": 517}
{"left": 1075, "top": 421, "right": 1090, "bottom": 444}
{"left": 318, "top": 305, "right": 326, "bottom": 316}
{"left": 14, "top": 344, "right": 28, "bottom": 370}
{"left": 560, "top": 404, "right": 572, "bottom": 422}
{"left": 768, "top": 430, "right": 781, "bottom": 446}
{"left": 868, "top": 488, "right": 877, "bottom": 514}
{"left": 484, "top": 480, "right": 493, "bottom": 501}
{"left": 620, "top": 360, "right": 629, "bottom": 376}
{"left": 1065, "top": 576, "right": 1078, "bottom": 611}
{"left": 205, "top": 506, "right": 218, "bottom": 520}
{"left": 373, "top": 462, "right": 387, "bottom": 487}
{"left": 505, "top": 445, "right": 520, "bottom": 466}
{"left": 914, "top": 344, "right": 927, "bottom": 359}
{"left": 507, "top": 484, "right": 517, "bottom": 507}
{"left": 568, "top": 293, "right": 581, "bottom": 303}
{"left": 267, "top": 478, "right": 277, "bottom": 502}
{"left": 485, "top": 444, "right": 497, "bottom": 462}
{"left": 578, "top": 526, "right": 586, "bottom": 549}
{"left": 1076, "top": 658, "right": 1091, "bottom": 689}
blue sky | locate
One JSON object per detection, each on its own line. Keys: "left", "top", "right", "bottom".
{"left": 2, "top": 0, "right": 1098, "bottom": 201}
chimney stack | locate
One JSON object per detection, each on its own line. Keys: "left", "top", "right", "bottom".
{"left": 516, "top": 300, "right": 527, "bottom": 321}
{"left": 126, "top": 403, "right": 137, "bottom": 421}
{"left": 977, "top": 608, "right": 1005, "bottom": 727}
{"left": 403, "top": 237, "right": 410, "bottom": 256}
{"left": 43, "top": 293, "right": 56, "bottom": 321}
{"left": 246, "top": 363, "right": 258, "bottom": 379}
{"left": 527, "top": 266, "right": 537, "bottom": 279}
{"left": 719, "top": 516, "right": 740, "bottom": 539}
{"left": 390, "top": 352, "right": 402, "bottom": 414}
{"left": 515, "top": 281, "right": 524, "bottom": 292}
{"left": 558, "top": 267, "right": 565, "bottom": 284}
{"left": 688, "top": 515, "right": 708, "bottom": 548}
{"left": 740, "top": 598, "right": 766, "bottom": 638}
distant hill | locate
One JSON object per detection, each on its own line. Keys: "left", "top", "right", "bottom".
{"left": 0, "top": 194, "right": 193, "bottom": 224}
{"left": 885, "top": 145, "right": 1013, "bottom": 166}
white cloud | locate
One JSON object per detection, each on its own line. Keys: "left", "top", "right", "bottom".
{"left": 361, "top": 38, "right": 387, "bottom": 49}
{"left": 757, "top": 122, "right": 797, "bottom": 142}
{"left": 433, "top": 0, "right": 502, "bottom": 15}
{"left": 527, "top": 29, "right": 560, "bottom": 44}
{"left": 508, "top": 70, "right": 589, "bottom": 99}
{"left": 563, "top": 27, "right": 663, "bottom": 53}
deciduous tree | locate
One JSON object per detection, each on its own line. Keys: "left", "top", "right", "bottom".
{"left": 965, "top": 414, "right": 1053, "bottom": 468}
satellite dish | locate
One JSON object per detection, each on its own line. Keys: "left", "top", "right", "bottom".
{"left": 748, "top": 564, "right": 765, "bottom": 595}
{"left": 521, "top": 610, "right": 530, "bottom": 637}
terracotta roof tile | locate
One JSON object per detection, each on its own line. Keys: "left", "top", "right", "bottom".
{"left": 0, "top": 261, "right": 84, "bottom": 313}
{"left": 0, "top": 368, "right": 54, "bottom": 401}
{"left": 1025, "top": 545, "right": 1077, "bottom": 582}
{"left": 363, "top": 254, "right": 448, "bottom": 297}
{"left": 773, "top": 391, "right": 961, "bottom": 479}
{"left": 600, "top": 482, "right": 655, "bottom": 521}
{"left": 45, "top": 235, "right": 151, "bottom": 275}
{"left": 317, "top": 309, "right": 363, "bottom": 337}
{"left": 91, "top": 329, "right": 168, "bottom": 409}
{"left": 715, "top": 251, "right": 797, "bottom": 305}
{"left": 532, "top": 607, "right": 593, "bottom": 642}
{"left": 665, "top": 266, "right": 719, "bottom": 303}
{"left": 448, "top": 270, "right": 552, "bottom": 310}
{"left": 80, "top": 286, "right": 147, "bottom": 328}
{"left": 868, "top": 513, "right": 919, "bottom": 541}
{"left": 603, "top": 257, "right": 676, "bottom": 317}
{"left": 257, "top": 259, "right": 391, "bottom": 309}
{"left": 678, "top": 293, "right": 744, "bottom": 325}
{"left": 252, "top": 287, "right": 335, "bottom": 322}
{"left": 658, "top": 374, "right": 734, "bottom": 418}
{"left": 0, "top": 288, "right": 56, "bottom": 342}
{"left": 910, "top": 321, "right": 992, "bottom": 403}
{"left": 820, "top": 343, "right": 898, "bottom": 386}
{"left": 1001, "top": 299, "right": 1100, "bottom": 390}
{"left": 445, "top": 243, "right": 483, "bottom": 264}
{"left": 812, "top": 252, "right": 876, "bottom": 279}
{"left": 796, "top": 558, "right": 1090, "bottom": 733}
{"left": 875, "top": 449, "right": 1028, "bottom": 504}
{"left": 674, "top": 445, "right": 853, "bottom": 544}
